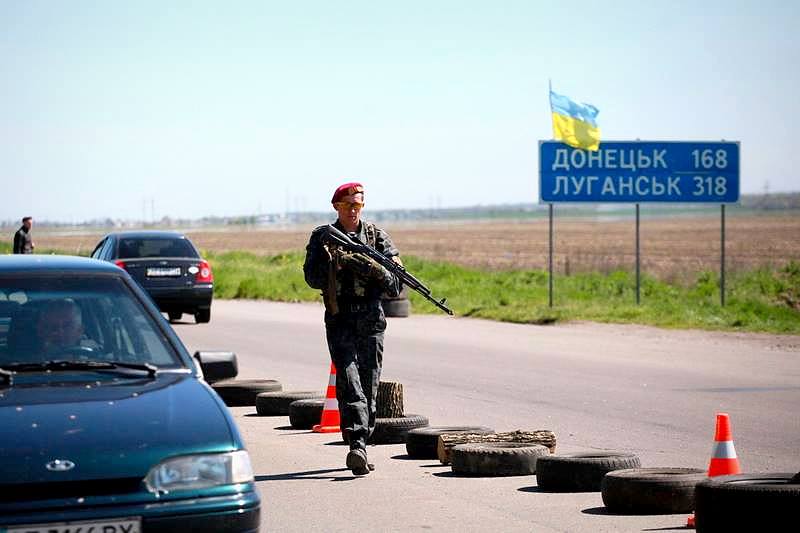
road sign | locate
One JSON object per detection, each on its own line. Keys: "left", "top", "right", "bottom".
{"left": 539, "top": 141, "right": 740, "bottom": 203}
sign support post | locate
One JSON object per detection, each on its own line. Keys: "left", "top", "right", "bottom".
{"left": 635, "top": 203, "right": 641, "bottom": 305}
{"left": 548, "top": 203, "right": 554, "bottom": 308}
{"left": 721, "top": 204, "right": 726, "bottom": 306}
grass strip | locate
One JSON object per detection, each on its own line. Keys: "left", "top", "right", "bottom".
{"left": 3, "top": 243, "right": 797, "bottom": 334}
{"left": 204, "top": 250, "right": 799, "bottom": 334}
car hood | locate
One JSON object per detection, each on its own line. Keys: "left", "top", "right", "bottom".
{"left": 0, "top": 373, "right": 235, "bottom": 484}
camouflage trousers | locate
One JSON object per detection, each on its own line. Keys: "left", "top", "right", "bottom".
{"left": 325, "top": 305, "right": 386, "bottom": 450}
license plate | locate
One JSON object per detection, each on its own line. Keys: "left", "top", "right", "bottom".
{"left": 5, "top": 517, "right": 141, "bottom": 533}
{"left": 146, "top": 267, "right": 181, "bottom": 277}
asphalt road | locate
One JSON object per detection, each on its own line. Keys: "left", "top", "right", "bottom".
{"left": 175, "top": 300, "right": 800, "bottom": 532}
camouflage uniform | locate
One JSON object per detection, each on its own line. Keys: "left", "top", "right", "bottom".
{"left": 304, "top": 220, "right": 401, "bottom": 452}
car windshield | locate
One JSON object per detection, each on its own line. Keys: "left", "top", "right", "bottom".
{"left": 0, "top": 275, "right": 181, "bottom": 368}
{"left": 118, "top": 238, "right": 198, "bottom": 259}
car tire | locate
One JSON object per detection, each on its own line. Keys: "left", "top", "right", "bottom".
{"left": 195, "top": 308, "right": 211, "bottom": 324}
{"left": 289, "top": 399, "right": 326, "bottom": 429}
{"left": 405, "top": 426, "right": 495, "bottom": 459}
{"left": 694, "top": 473, "right": 799, "bottom": 532}
{"left": 211, "top": 379, "right": 283, "bottom": 407}
{"left": 601, "top": 468, "right": 707, "bottom": 514}
{"left": 255, "top": 391, "right": 324, "bottom": 416}
{"left": 381, "top": 298, "right": 410, "bottom": 318}
{"left": 369, "top": 414, "right": 429, "bottom": 444}
{"left": 168, "top": 312, "right": 182, "bottom": 322}
{"left": 451, "top": 442, "right": 549, "bottom": 477}
{"left": 536, "top": 452, "right": 642, "bottom": 492}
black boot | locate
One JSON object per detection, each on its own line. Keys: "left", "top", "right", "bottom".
{"left": 346, "top": 448, "right": 370, "bottom": 476}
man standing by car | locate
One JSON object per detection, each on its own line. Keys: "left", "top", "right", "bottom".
{"left": 303, "top": 182, "right": 402, "bottom": 476}
{"left": 13, "top": 216, "right": 34, "bottom": 254}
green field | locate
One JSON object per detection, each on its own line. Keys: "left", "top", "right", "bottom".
{"left": 205, "top": 250, "right": 800, "bottom": 334}
{"left": 3, "top": 242, "right": 797, "bottom": 334}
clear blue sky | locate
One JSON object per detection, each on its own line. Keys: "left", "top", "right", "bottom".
{"left": 1, "top": 0, "right": 798, "bottom": 222}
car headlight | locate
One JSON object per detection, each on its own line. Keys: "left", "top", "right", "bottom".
{"left": 145, "top": 450, "right": 254, "bottom": 494}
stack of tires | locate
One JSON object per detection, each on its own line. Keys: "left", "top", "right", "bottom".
{"left": 381, "top": 286, "right": 410, "bottom": 318}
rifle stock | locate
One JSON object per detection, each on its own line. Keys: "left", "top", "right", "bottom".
{"left": 325, "top": 224, "right": 454, "bottom": 315}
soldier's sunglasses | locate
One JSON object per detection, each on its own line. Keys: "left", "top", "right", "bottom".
{"left": 334, "top": 201, "right": 364, "bottom": 211}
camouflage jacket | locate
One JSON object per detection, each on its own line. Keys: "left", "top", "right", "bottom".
{"left": 304, "top": 220, "right": 402, "bottom": 312}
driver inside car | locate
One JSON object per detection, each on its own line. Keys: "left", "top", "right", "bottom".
{"left": 35, "top": 299, "right": 100, "bottom": 358}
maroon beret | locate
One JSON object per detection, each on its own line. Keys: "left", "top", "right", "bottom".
{"left": 331, "top": 182, "right": 364, "bottom": 204}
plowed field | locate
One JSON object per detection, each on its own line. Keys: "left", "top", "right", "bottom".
{"left": 38, "top": 214, "right": 800, "bottom": 282}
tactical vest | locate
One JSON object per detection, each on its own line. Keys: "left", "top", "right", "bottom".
{"left": 324, "top": 221, "right": 379, "bottom": 315}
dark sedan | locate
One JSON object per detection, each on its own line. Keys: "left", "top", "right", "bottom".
{"left": 91, "top": 231, "right": 213, "bottom": 323}
{"left": 0, "top": 255, "right": 259, "bottom": 532}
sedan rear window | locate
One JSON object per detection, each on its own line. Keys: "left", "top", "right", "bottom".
{"left": 0, "top": 276, "right": 181, "bottom": 367}
{"left": 118, "top": 238, "right": 199, "bottom": 259}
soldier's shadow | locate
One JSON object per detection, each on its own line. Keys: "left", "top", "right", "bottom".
{"left": 255, "top": 468, "right": 357, "bottom": 482}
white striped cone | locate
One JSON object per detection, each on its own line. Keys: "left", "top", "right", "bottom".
{"left": 312, "top": 362, "right": 340, "bottom": 433}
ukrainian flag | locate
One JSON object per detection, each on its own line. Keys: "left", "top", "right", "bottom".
{"left": 549, "top": 90, "right": 601, "bottom": 151}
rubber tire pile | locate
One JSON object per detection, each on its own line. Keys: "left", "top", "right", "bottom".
{"left": 255, "top": 391, "right": 324, "bottom": 416}
{"left": 211, "top": 378, "right": 799, "bottom": 526}
{"left": 210, "top": 379, "right": 282, "bottom": 407}
{"left": 405, "top": 426, "right": 495, "bottom": 459}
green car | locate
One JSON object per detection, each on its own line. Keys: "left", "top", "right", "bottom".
{"left": 0, "top": 255, "right": 259, "bottom": 532}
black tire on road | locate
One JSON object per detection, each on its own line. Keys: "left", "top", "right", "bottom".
{"left": 369, "top": 414, "right": 429, "bottom": 444}
{"left": 195, "top": 308, "right": 211, "bottom": 323}
{"left": 255, "top": 391, "right": 324, "bottom": 416}
{"left": 451, "top": 443, "right": 549, "bottom": 477}
{"left": 211, "top": 379, "right": 283, "bottom": 407}
{"left": 601, "top": 468, "right": 707, "bottom": 514}
{"left": 381, "top": 298, "right": 410, "bottom": 318}
{"left": 536, "top": 452, "right": 642, "bottom": 492}
{"left": 168, "top": 312, "right": 182, "bottom": 322}
{"left": 405, "top": 426, "right": 495, "bottom": 459}
{"left": 694, "top": 473, "right": 800, "bottom": 532}
{"left": 289, "top": 399, "right": 325, "bottom": 429}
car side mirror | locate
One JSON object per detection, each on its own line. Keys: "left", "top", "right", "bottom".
{"left": 193, "top": 351, "right": 238, "bottom": 383}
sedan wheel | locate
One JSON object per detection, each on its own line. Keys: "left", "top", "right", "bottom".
{"left": 195, "top": 308, "right": 211, "bottom": 323}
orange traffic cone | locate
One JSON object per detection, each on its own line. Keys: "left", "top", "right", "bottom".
{"left": 687, "top": 413, "right": 741, "bottom": 528}
{"left": 707, "top": 413, "right": 741, "bottom": 476}
{"left": 312, "top": 362, "right": 341, "bottom": 433}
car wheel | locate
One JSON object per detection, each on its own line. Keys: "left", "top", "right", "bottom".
{"left": 195, "top": 308, "right": 211, "bottom": 324}
{"left": 168, "top": 312, "right": 182, "bottom": 322}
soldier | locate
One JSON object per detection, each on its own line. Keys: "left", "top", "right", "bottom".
{"left": 304, "top": 182, "right": 402, "bottom": 476}
{"left": 13, "top": 216, "right": 34, "bottom": 254}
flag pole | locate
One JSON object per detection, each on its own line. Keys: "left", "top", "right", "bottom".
{"left": 548, "top": 78, "right": 554, "bottom": 308}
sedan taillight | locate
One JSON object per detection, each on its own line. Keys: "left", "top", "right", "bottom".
{"left": 114, "top": 260, "right": 127, "bottom": 270}
{"left": 196, "top": 260, "right": 213, "bottom": 283}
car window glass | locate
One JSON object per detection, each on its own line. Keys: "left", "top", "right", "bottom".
{"left": 0, "top": 276, "right": 181, "bottom": 367}
{"left": 90, "top": 239, "right": 106, "bottom": 259}
{"left": 99, "top": 237, "right": 115, "bottom": 259}
{"left": 117, "top": 238, "right": 198, "bottom": 259}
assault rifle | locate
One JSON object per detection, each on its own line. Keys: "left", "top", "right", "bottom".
{"left": 324, "top": 224, "right": 454, "bottom": 316}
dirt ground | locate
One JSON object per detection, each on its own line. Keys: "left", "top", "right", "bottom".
{"left": 37, "top": 213, "right": 800, "bottom": 281}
